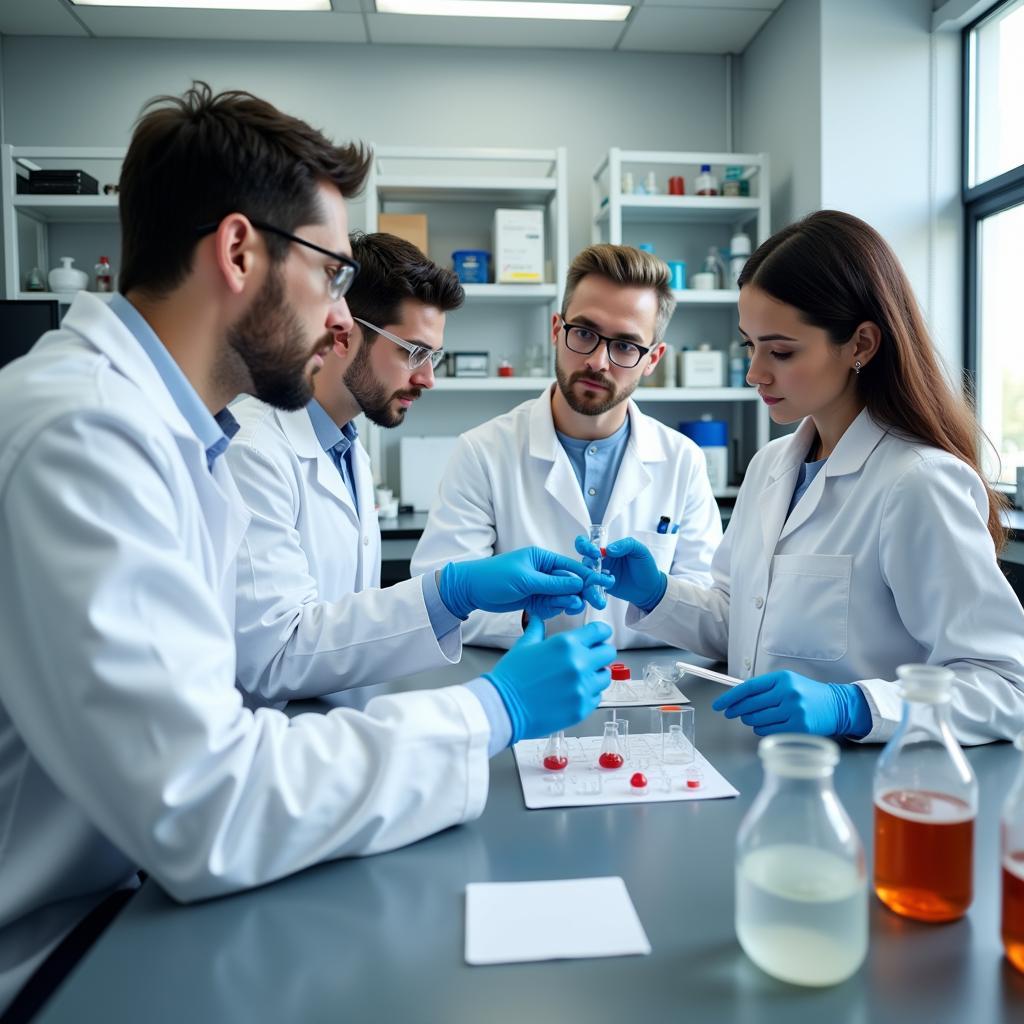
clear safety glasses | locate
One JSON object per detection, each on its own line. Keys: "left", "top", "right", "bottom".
{"left": 353, "top": 316, "right": 445, "bottom": 371}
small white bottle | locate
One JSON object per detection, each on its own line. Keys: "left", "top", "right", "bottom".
{"left": 695, "top": 163, "right": 719, "bottom": 196}
{"left": 94, "top": 256, "right": 113, "bottom": 293}
{"left": 728, "top": 232, "right": 751, "bottom": 289}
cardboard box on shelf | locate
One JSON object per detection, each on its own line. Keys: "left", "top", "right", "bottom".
{"left": 379, "top": 213, "right": 428, "bottom": 255}
{"left": 494, "top": 209, "right": 544, "bottom": 284}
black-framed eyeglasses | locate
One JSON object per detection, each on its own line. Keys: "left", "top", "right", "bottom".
{"left": 353, "top": 316, "right": 444, "bottom": 371}
{"left": 559, "top": 318, "right": 652, "bottom": 369}
{"left": 195, "top": 219, "right": 360, "bottom": 301}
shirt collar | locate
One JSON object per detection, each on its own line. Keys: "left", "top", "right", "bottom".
{"left": 307, "top": 399, "right": 357, "bottom": 455}
{"left": 108, "top": 293, "right": 235, "bottom": 469}
{"left": 555, "top": 415, "right": 630, "bottom": 452}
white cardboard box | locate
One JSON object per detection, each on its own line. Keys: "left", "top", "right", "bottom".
{"left": 400, "top": 436, "right": 459, "bottom": 511}
{"left": 494, "top": 208, "right": 544, "bottom": 284}
{"left": 680, "top": 348, "right": 724, "bottom": 387}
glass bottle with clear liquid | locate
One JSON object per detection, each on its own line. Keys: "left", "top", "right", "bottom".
{"left": 1002, "top": 732, "right": 1024, "bottom": 973}
{"left": 873, "top": 665, "right": 977, "bottom": 922}
{"left": 735, "top": 735, "right": 867, "bottom": 987}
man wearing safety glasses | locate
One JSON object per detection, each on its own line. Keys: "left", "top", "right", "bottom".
{"left": 227, "top": 232, "right": 479, "bottom": 707}
{"left": 414, "top": 243, "right": 723, "bottom": 649}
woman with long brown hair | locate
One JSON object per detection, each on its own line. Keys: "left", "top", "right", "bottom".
{"left": 582, "top": 209, "right": 1024, "bottom": 744}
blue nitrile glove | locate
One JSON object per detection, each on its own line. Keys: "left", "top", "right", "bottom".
{"left": 712, "top": 670, "right": 872, "bottom": 738}
{"left": 574, "top": 535, "right": 667, "bottom": 614}
{"left": 484, "top": 617, "right": 617, "bottom": 742}
{"left": 439, "top": 546, "right": 613, "bottom": 621}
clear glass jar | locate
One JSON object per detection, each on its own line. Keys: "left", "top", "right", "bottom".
{"left": 736, "top": 735, "right": 867, "bottom": 987}
{"left": 1002, "top": 732, "right": 1024, "bottom": 973}
{"left": 873, "top": 664, "right": 977, "bottom": 922}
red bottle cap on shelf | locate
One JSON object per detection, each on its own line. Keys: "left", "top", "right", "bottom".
{"left": 610, "top": 663, "right": 630, "bottom": 680}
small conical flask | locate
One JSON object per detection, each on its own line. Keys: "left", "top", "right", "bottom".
{"left": 542, "top": 731, "right": 569, "bottom": 772}
{"left": 1002, "top": 732, "right": 1024, "bottom": 974}
{"left": 873, "top": 664, "right": 977, "bottom": 922}
{"left": 605, "top": 662, "right": 632, "bottom": 703}
{"left": 597, "top": 720, "right": 625, "bottom": 769}
{"left": 736, "top": 735, "right": 867, "bottom": 987}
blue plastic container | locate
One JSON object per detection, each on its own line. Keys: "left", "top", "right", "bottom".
{"left": 677, "top": 419, "right": 728, "bottom": 448}
{"left": 452, "top": 250, "right": 490, "bottom": 284}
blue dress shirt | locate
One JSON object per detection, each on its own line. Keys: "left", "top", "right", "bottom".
{"left": 555, "top": 416, "right": 631, "bottom": 524}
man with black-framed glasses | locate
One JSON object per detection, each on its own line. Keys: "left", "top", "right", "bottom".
{"left": 414, "top": 243, "right": 723, "bottom": 650}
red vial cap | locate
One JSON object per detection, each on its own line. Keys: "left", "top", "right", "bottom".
{"left": 610, "top": 663, "right": 630, "bottom": 680}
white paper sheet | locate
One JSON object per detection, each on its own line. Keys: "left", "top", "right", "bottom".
{"left": 513, "top": 733, "right": 739, "bottom": 809}
{"left": 465, "top": 876, "right": 651, "bottom": 965}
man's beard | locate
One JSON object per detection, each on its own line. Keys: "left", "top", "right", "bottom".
{"left": 343, "top": 340, "right": 421, "bottom": 428}
{"left": 226, "top": 265, "right": 327, "bottom": 411}
{"left": 555, "top": 361, "right": 636, "bottom": 416}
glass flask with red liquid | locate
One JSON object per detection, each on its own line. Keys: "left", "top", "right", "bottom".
{"left": 873, "top": 665, "right": 977, "bottom": 923}
{"left": 597, "top": 720, "right": 625, "bottom": 769}
{"left": 542, "top": 731, "right": 569, "bottom": 772}
{"left": 1002, "top": 732, "right": 1024, "bottom": 974}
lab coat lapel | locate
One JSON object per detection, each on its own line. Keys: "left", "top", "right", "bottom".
{"left": 279, "top": 408, "right": 359, "bottom": 528}
{"left": 759, "top": 418, "right": 817, "bottom": 553}
{"left": 601, "top": 402, "right": 657, "bottom": 526}
{"left": 529, "top": 392, "right": 591, "bottom": 530}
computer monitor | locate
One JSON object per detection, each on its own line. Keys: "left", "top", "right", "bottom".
{"left": 0, "top": 299, "right": 61, "bottom": 369}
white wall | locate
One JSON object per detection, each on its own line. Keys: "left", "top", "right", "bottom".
{"left": 734, "top": 0, "right": 822, "bottom": 232}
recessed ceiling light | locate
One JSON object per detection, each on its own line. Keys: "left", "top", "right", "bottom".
{"left": 376, "top": 0, "right": 630, "bottom": 21}
{"left": 71, "top": 1, "right": 331, "bottom": 11}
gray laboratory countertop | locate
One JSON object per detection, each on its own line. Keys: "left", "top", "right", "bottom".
{"left": 35, "top": 647, "right": 1024, "bottom": 1023}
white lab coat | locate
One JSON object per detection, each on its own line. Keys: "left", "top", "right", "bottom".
{"left": 0, "top": 293, "right": 489, "bottom": 1012}
{"left": 627, "top": 410, "right": 1024, "bottom": 744}
{"left": 412, "top": 388, "right": 721, "bottom": 648}
{"left": 226, "top": 398, "right": 459, "bottom": 708}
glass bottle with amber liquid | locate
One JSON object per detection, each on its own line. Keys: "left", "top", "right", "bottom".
{"left": 873, "top": 665, "right": 977, "bottom": 922}
{"left": 1002, "top": 733, "right": 1024, "bottom": 974}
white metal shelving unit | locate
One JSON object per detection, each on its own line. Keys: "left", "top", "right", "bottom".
{"left": 2, "top": 145, "right": 125, "bottom": 302}
{"left": 365, "top": 146, "right": 568, "bottom": 379}
{"left": 591, "top": 148, "right": 773, "bottom": 469}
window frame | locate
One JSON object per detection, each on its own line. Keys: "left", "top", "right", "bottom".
{"left": 962, "top": 0, "right": 1024, "bottom": 485}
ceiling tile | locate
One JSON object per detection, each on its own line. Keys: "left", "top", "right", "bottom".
{"left": 618, "top": 5, "right": 770, "bottom": 53}
{"left": 366, "top": 12, "right": 623, "bottom": 48}
{"left": 70, "top": 8, "right": 367, "bottom": 43}
{"left": 0, "top": 0, "right": 89, "bottom": 36}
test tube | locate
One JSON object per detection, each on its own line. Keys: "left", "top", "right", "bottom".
{"left": 587, "top": 524, "right": 608, "bottom": 603}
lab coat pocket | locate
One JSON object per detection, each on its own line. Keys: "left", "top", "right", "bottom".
{"left": 760, "top": 553, "right": 852, "bottom": 662}
{"left": 633, "top": 530, "right": 678, "bottom": 572}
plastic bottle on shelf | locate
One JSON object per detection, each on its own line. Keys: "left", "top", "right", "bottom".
{"left": 729, "top": 341, "right": 747, "bottom": 388}
{"left": 695, "top": 164, "right": 719, "bottom": 196}
{"left": 873, "top": 664, "right": 977, "bottom": 922}
{"left": 94, "top": 256, "right": 113, "bottom": 293}
{"left": 728, "top": 232, "right": 752, "bottom": 289}
{"left": 701, "top": 246, "right": 726, "bottom": 290}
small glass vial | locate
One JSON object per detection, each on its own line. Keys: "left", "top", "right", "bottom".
{"left": 1002, "top": 732, "right": 1024, "bottom": 974}
{"left": 586, "top": 524, "right": 608, "bottom": 605}
{"left": 597, "top": 720, "right": 625, "bottom": 769}
{"left": 94, "top": 256, "right": 113, "bottom": 293}
{"left": 695, "top": 163, "right": 719, "bottom": 196}
{"left": 736, "top": 735, "right": 867, "bottom": 987}
{"left": 542, "top": 731, "right": 569, "bottom": 772}
{"left": 873, "top": 665, "right": 977, "bottom": 922}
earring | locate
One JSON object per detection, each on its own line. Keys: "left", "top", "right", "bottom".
{"left": 854, "top": 360, "right": 862, "bottom": 375}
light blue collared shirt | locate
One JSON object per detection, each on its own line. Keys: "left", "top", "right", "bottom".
{"left": 556, "top": 416, "right": 631, "bottom": 524}
{"left": 109, "top": 293, "right": 237, "bottom": 471}
{"left": 787, "top": 456, "right": 828, "bottom": 517}
{"left": 306, "top": 399, "right": 359, "bottom": 508}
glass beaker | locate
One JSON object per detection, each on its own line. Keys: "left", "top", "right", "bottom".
{"left": 873, "top": 664, "right": 977, "bottom": 923}
{"left": 642, "top": 662, "right": 678, "bottom": 700}
{"left": 650, "top": 705, "right": 694, "bottom": 765}
{"left": 1002, "top": 732, "right": 1024, "bottom": 974}
{"left": 736, "top": 734, "right": 867, "bottom": 987}
{"left": 542, "top": 731, "right": 569, "bottom": 772}
{"left": 597, "top": 720, "right": 625, "bottom": 769}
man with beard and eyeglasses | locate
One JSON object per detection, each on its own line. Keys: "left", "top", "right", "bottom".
{"left": 413, "top": 243, "right": 723, "bottom": 650}
{"left": 226, "top": 232, "right": 472, "bottom": 708}
{"left": 0, "top": 85, "right": 617, "bottom": 1022}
